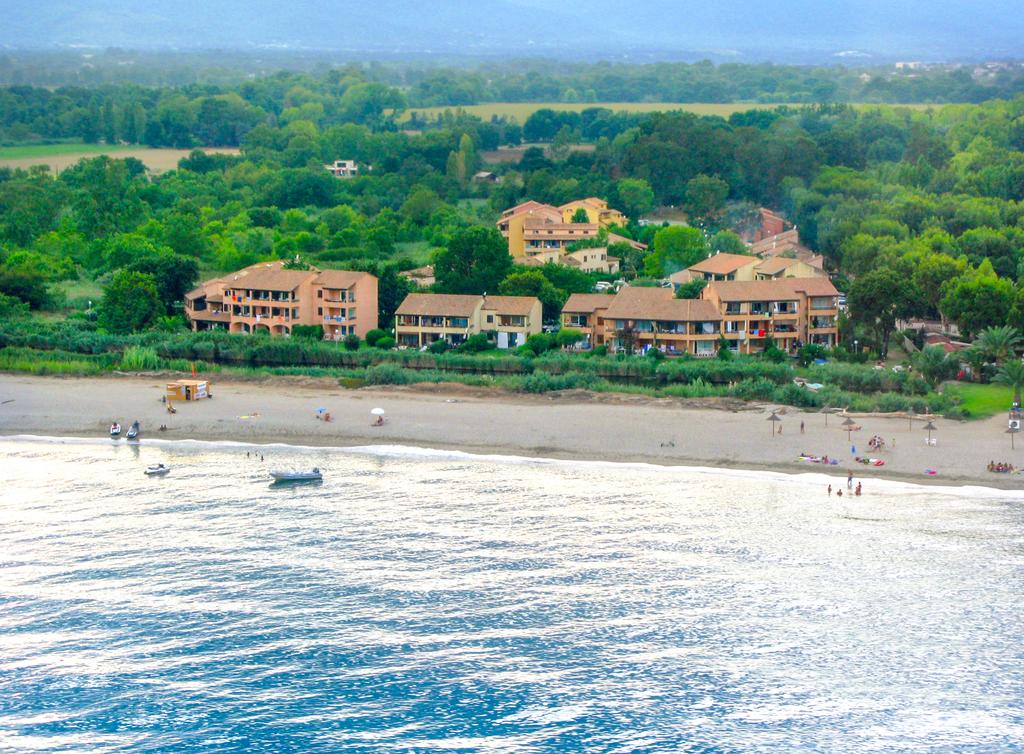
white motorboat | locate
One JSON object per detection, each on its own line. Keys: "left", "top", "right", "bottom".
{"left": 110, "top": 423, "right": 122, "bottom": 438}
{"left": 144, "top": 464, "right": 171, "bottom": 476}
{"left": 126, "top": 421, "right": 140, "bottom": 440}
{"left": 270, "top": 467, "right": 322, "bottom": 482}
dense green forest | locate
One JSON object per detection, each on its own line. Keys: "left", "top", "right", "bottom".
{"left": 5, "top": 56, "right": 1024, "bottom": 147}
{"left": 3, "top": 63, "right": 1024, "bottom": 365}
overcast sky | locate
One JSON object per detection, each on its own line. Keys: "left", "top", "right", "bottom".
{"left": 5, "top": 1, "right": 1022, "bottom": 61}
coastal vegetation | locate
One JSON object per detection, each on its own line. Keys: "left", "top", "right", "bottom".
{"left": 2, "top": 59, "right": 1024, "bottom": 419}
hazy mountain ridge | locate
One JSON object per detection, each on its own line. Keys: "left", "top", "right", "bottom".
{"left": 5, "top": 0, "right": 1023, "bottom": 61}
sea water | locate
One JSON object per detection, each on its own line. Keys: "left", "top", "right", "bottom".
{"left": 1, "top": 437, "right": 1022, "bottom": 752}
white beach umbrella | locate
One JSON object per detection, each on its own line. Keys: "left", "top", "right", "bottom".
{"left": 370, "top": 408, "right": 386, "bottom": 416}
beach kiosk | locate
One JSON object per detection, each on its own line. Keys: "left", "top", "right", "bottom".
{"left": 166, "top": 379, "right": 212, "bottom": 402}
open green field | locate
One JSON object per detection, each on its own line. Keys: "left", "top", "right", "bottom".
{"left": 403, "top": 102, "right": 938, "bottom": 123}
{"left": 945, "top": 382, "right": 1015, "bottom": 419}
{"left": 0, "top": 142, "right": 140, "bottom": 159}
{"left": 0, "top": 143, "right": 240, "bottom": 173}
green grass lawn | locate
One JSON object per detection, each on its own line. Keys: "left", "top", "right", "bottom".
{"left": 394, "top": 241, "right": 433, "bottom": 265}
{"left": 0, "top": 142, "right": 138, "bottom": 159}
{"left": 55, "top": 277, "right": 104, "bottom": 308}
{"left": 945, "top": 382, "right": 1015, "bottom": 419}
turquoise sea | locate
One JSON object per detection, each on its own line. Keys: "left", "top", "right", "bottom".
{"left": 1, "top": 437, "right": 1023, "bottom": 752}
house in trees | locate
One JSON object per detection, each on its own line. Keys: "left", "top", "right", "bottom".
{"left": 325, "top": 159, "right": 359, "bottom": 178}
{"left": 184, "top": 261, "right": 378, "bottom": 340}
{"left": 497, "top": 197, "right": 639, "bottom": 261}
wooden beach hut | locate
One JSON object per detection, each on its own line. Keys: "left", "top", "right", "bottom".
{"left": 166, "top": 379, "right": 212, "bottom": 402}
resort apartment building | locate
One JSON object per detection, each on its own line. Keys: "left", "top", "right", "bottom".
{"left": 700, "top": 278, "right": 840, "bottom": 354}
{"left": 395, "top": 293, "right": 542, "bottom": 350}
{"left": 497, "top": 198, "right": 642, "bottom": 266}
{"left": 184, "top": 261, "right": 378, "bottom": 340}
{"left": 561, "top": 293, "right": 615, "bottom": 348}
{"left": 601, "top": 287, "right": 723, "bottom": 357}
{"left": 518, "top": 247, "right": 621, "bottom": 275}
{"left": 669, "top": 251, "right": 827, "bottom": 288}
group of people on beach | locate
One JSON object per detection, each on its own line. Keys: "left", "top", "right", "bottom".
{"left": 827, "top": 471, "right": 863, "bottom": 497}
{"left": 867, "top": 435, "right": 888, "bottom": 451}
{"left": 987, "top": 461, "right": 1016, "bottom": 473}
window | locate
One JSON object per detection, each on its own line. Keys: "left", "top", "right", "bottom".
{"left": 725, "top": 303, "right": 742, "bottom": 314}
{"left": 487, "top": 314, "right": 494, "bottom": 324}
{"left": 317, "top": 307, "right": 323, "bottom": 316}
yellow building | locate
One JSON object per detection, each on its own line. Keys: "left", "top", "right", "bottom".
{"left": 395, "top": 293, "right": 542, "bottom": 350}
{"left": 669, "top": 251, "right": 827, "bottom": 288}
{"left": 497, "top": 198, "right": 631, "bottom": 258}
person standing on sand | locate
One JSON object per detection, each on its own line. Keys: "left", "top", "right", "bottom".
{"left": 800, "top": 420, "right": 805, "bottom": 434}
{"left": 828, "top": 484, "right": 832, "bottom": 496}
{"left": 847, "top": 470, "right": 853, "bottom": 489}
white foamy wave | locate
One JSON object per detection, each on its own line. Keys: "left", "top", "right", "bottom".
{"left": 3, "top": 433, "right": 1021, "bottom": 498}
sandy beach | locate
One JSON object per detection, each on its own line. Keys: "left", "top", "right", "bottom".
{"left": 1, "top": 373, "right": 1021, "bottom": 489}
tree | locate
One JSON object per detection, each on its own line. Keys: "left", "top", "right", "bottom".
{"left": 644, "top": 226, "right": 709, "bottom": 277}
{"left": 125, "top": 249, "right": 199, "bottom": 315}
{"left": 684, "top": 174, "right": 729, "bottom": 219}
{"left": 616, "top": 178, "right": 655, "bottom": 220}
{"left": 498, "top": 270, "right": 564, "bottom": 321}
{"left": 434, "top": 226, "right": 512, "bottom": 295}
{"left": 555, "top": 328, "right": 584, "bottom": 349}
{"left": 912, "top": 253, "right": 966, "bottom": 322}
{"left": 995, "top": 359, "right": 1024, "bottom": 407}
{"left": 912, "top": 345, "right": 959, "bottom": 389}
{"left": 364, "top": 328, "right": 387, "bottom": 347}
{"left": 98, "top": 270, "right": 161, "bottom": 333}
{"left": 675, "top": 278, "right": 708, "bottom": 299}
{"left": 846, "top": 268, "right": 917, "bottom": 357}
{"left": 0, "top": 268, "right": 50, "bottom": 309}
{"left": 973, "top": 325, "right": 1022, "bottom": 365}
{"left": 709, "top": 230, "right": 748, "bottom": 255}
{"left": 570, "top": 208, "right": 590, "bottom": 223}
{"left": 940, "top": 261, "right": 1015, "bottom": 339}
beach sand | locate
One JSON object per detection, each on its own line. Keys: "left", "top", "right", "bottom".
{"left": 1, "top": 373, "right": 1021, "bottom": 489}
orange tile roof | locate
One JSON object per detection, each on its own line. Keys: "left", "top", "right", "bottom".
{"left": 689, "top": 253, "right": 758, "bottom": 275}
{"left": 562, "top": 293, "right": 615, "bottom": 313}
{"left": 314, "top": 270, "right": 372, "bottom": 288}
{"left": 396, "top": 293, "right": 481, "bottom": 317}
{"left": 705, "top": 278, "right": 839, "bottom": 302}
{"left": 482, "top": 295, "right": 539, "bottom": 316}
{"left": 605, "top": 287, "right": 722, "bottom": 321}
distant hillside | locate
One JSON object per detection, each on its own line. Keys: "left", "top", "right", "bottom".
{"left": 4, "top": 0, "right": 1023, "bottom": 61}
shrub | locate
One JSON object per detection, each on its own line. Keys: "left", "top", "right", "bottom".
{"left": 120, "top": 345, "right": 161, "bottom": 371}
{"left": 458, "top": 332, "right": 495, "bottom": 353}
{"left": 591, "top": 345, "right": 608, "bottom": 356}
{"left": 343, "top": 333, "right": 360, "bottom": 351}
{"left": 428, "top": 340, "right": 449, "bottom": 354}
{"left": 730, "top": 377, "right": 777, "bottom": 401}
{"left": 523, "top": 332, "right": 556, "bottom": 355}
{"left": 555, "top": 328, "right": 584, "bottom": 349}
{"left": 364, "top": 363, "right": 409, "bottom": 385}
{"left": 376, "top": 336, "right": 395, "bottom": 350}
{"left": 292, "top": 324, "right": 324, "bottom": 340}
{"left": 364, "top": 328, "right": 387, "bottom": 347}
{"left": 646, "top": 347, "right": 665, "bottom": 361}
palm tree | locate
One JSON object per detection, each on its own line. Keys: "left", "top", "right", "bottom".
{"left": 912, "top": 345, "right": 958, "bottom": 390}
{"left": 974, "top": 326, "right": 1022, "bottom": 365}
{"left": 995, "top": 359, "right": 1024, "bottom": 408}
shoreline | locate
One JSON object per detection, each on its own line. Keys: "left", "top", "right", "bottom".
{"left": 2, "top": 373, "right": 1022, "bottom": 491}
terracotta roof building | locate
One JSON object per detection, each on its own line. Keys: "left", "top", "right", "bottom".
{"left": 395, "top": 293, "right": 542, "bottom": 350}
{"left": 584, "top": 287, "right": 723, "bottom": 356}
{"left": 701, "top": 278, "right": 839, "bottom": 354}
{"left": 184, "top": 261, "right": 378, "bottom": 340}
{"left": 560, "top": 293, "right": 616, "bottom": 348}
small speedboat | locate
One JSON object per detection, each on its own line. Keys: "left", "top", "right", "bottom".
{"left": 126, "top": 421, "right": 140, "bottom": 440}
{"left": 144, "top": 464, "right": 170, "bottom": 476}
{"left": 270, "top": 467, "right": 322, "bottom": 482}
{"left": 110, "top": 423, "right": 122, "bottom": 438}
